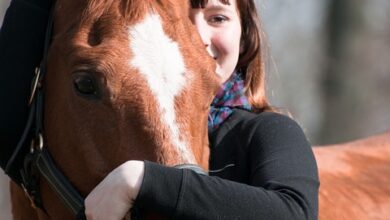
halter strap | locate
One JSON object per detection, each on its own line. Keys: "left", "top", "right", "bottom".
{"left": 4, "top": 6, "right": 87, "bottom": 220}
{"left": 36, "top": 148, "right": 86, "bottom": 219}
{"left": 174, "top": 164, "right": 208, "bottom": 175}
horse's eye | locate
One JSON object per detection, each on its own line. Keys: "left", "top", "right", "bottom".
{"left": 73, "top": 72, "right": 100, "bottom": 98}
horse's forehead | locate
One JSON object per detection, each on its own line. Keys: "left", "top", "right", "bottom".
{"left": 127, "top": 12, "right": 196, "bottom": 163}
{"left": 129, "top": 12, "right": 187, "bottom": 95}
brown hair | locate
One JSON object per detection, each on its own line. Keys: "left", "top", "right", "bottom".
{"left": 190, "top": 0, "right": 274, "bottom": 113}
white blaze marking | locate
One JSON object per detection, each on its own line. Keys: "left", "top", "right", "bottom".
{"left": 128, "top": 12, "right": 195, "bottom": 163}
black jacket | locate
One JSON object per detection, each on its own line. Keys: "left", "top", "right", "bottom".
{"left": 136, "top": 110, "right": 319, "bottom": 219}
{"left": 0, "top": 0, "right": 51, "bottom": 180}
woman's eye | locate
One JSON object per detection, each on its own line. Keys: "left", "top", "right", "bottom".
{"left": 209, "top": 15, "right": 228, "bottom": 24}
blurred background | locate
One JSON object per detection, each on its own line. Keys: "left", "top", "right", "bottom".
{"left": 1, "top": 0, "right": 389, "bottom": 219}
{"left": 261, "top": 0, "right": 390, "bottom": 145}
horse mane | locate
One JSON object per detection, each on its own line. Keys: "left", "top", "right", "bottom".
{"left": 73, "top": 0, "right": 185, "bottom": 47}
{"left": 82, "top": 0, "right": 158, "bottom": 23}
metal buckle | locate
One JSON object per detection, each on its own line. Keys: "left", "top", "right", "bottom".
{"left": 29, "top": 67, "right": 41, "bottom": 105}
{"left": 30, "top": 133, "right": 44, "bottom": 154}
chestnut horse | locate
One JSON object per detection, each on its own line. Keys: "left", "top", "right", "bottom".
{"left": 10, "top": 0, "right": 218, "bottom": 219}
{"left": 8, "top": 0, "right": 390, "bottom": 220}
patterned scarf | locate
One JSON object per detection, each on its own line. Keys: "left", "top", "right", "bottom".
{"left": 208, "top": 71, "right": 252, "bottom": 130}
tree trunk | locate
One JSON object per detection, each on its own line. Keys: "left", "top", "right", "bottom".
{"left": 319, "top": 0, "right": 365, "bottom": 144}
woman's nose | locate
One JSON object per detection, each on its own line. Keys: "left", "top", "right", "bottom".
{"left": 200, "top": 31, "right": 210, "bottom": 48}
{"left": 195, "top": 20, "right": 211, "bottom": 47}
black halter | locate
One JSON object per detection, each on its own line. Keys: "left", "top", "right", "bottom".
{"left": 4, "top": 7, "right": 86, "bottom": 220}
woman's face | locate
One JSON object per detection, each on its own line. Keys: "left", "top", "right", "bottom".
{"left": 190, "top": 0, "right": 242, "bottom": 82}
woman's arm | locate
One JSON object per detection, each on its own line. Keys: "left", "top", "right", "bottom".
{"left": 135, "top": 113, "right": 319, "bottom": 219}
{"left": 0, "top": 0, "right": 51, "bottom": 172}
{"left": 85, "top": 113, "right": 318, "bottom": 220}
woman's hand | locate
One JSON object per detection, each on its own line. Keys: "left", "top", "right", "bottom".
{"left": 85, "top": 160, "right": 145, "bottom": 220}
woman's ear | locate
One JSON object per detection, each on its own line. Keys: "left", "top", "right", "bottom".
{"left": 239, "top": 39, "right": 245, "bottom": 54}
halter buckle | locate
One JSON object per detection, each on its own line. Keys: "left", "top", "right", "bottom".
{"left": 29, "top": 67, "right": 42, "bottom": 106}
{"left": 30, "top": 133, "right": 44, "bottom": 153}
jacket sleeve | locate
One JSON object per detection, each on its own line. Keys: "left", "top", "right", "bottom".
{"left": 0, "top": 0, "right": 51, "bottom": 170}
{"left": 135, "top": 113, "right": 319, "bottom": 220}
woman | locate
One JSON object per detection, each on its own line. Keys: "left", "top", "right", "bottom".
{"left": 85, "top": 0, "right": 319, "bottom": 219}
{"left": 0, "top": 0, "right": 319, "bottom": 219}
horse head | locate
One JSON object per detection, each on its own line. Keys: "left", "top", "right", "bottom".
{"left": 36, "top": 0, "right": 218, "bottom": 218}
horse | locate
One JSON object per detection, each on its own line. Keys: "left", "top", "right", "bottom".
{"left": 7, "top": 0, "right": 390, "bottom": 220}
{"left": 10, "top": 0, "right": 219, "bottom": 219}
{"left": 314, "top": 131, "right": 390, "bottom": 220}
